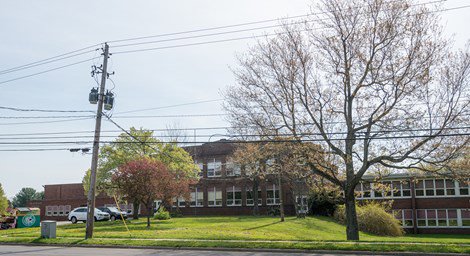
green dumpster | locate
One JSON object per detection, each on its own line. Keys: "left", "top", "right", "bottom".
{"left": 16, "top": 207, "right": 40, "bottom": 228}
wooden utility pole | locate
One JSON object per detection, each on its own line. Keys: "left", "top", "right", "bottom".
{"left": 85, "top": 43, "right": 109, "bottom": 239}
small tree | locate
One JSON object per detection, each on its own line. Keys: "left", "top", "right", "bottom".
{"left": 113, "top": 157, "right": 193, "bottom": 228}
{"left": 230, "top": 143, "right": 267, "bottom": 216}
{"left": 0, "top": 183, "right": 8, "bottom": 215}
{"left": 11, "top": 187, "right": 43, "bottom": 208}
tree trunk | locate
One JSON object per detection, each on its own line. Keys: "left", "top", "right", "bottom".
{"left": 345, "top": 190, "right": 359, "bottom": 240}
{"left": 252, "top": 177, "right": 259, "bottom": 216}
{"left": 146, "top": 200, "right": 152, "bottom": 229}
{"left": 132, "top": 200, "right": 139, "bottom": 219}
{"left": 278, "top": 172, "right": 285, "bottom": 222}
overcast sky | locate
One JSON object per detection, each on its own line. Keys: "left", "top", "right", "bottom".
{"left": 0, "top": 0, "right": 469, "bottom": 199}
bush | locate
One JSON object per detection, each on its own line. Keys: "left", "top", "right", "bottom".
{"left": 334, "top": 202, "right": 404, "bottom": 236}
{"left": 267, "top": 205, "right": 280, "bottom": 216}
{"left": 153, "top": 206, "right": 170, "bottom": 220}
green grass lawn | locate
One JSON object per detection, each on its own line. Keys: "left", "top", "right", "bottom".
{"left": 1, "top": 216, "right": 469, "bottom": 253}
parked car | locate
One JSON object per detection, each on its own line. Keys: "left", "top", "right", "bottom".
{"left": 67, "top": 207, "right": 110, "bottom": 224}
{"left": 98, "top": 207, "right": 128, "bottom": 221}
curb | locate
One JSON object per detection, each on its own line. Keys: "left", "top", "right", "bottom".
{"left": 0, "top": 242, "right": 468, "bottom": 256}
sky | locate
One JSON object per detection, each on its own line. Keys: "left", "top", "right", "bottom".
{"left": 0, "top": 0, "right": 469, "bottom": 199}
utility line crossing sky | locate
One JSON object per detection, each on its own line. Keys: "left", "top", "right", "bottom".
{"left": 0, "top": 0, "right": 469, "bottom": 198}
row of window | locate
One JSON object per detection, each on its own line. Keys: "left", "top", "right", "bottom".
{"left": 394, "top": 209, "right": 470, "bottom": 228}
{"left": 45, "top": 205, "right": 71, "bottom": 216}
{"left": 195, "top": 159, "right": 242, "bottom": 177}
{"left": 356, "top": 179, "right": 470, "bottom": 199}
{"left": 174, "top": 185, "right": 295, "bottom": 207}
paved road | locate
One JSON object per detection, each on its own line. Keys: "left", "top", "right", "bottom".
{"left": 0, "top": 245, "right": 386, "bottom": 256}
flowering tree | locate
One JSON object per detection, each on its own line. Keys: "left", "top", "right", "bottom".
{"left": 112, "top": 157, "right": 194, "bottom": 228}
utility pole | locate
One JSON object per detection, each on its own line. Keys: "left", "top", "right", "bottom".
{"left": 85, "top": 43, "right": 109, "bottom": 239}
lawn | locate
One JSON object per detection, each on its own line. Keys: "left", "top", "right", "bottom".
{"left": 1, "top": 216, "right": 469, "bottom": 253}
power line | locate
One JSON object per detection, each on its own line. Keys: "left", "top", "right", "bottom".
{"left": 0, "top": 106, "right": 94, "bottom": 113}
{"left": 0, "top": 0, "right": 458, "bottom": 85}
{"left": 112, "top": 2, "right": 467, "bottom": 55}
{"left": 0, "top": 148, "right": 81, "bottom": 152}
{"left": 0, "top": 117, "right": 94, "bottom": 126}
{"left": 110, "top": 0, "right": 448, "bottom": 50}
{"left": 0, "top": 126, "right": 467, "bottom": 140}
{"left": 0, "top": 131, "right": 467, "bottom": 145}
{"left": 0, "top": 49, "right": 97, "bottom": 76}
{"left": 0, "top": 58, "right": 98, "bottom": 86}
{"left": 0, "top": 113, "right": 224, "bottom": 119}
{"left": 108, "top": 0, "right": 446, "bottom": 45}
{"left": 114, "top": 99, "right": 224, "bottom": 114}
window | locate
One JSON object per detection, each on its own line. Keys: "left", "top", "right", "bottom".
{"left": 190, "top": 188, "right": 203, "bottom": 207}
{"left": 266, "top": 184, "right": 280, "bottom": 205}
{"left": 172, "top": 197, "right": 186, "bottom": 208}
{"left": 195, "top": 160, "right": 204, "bottom": 177}
{"left": 425, "top": 180, "right": 435, "bottom": 196}
{"left": 246, "top": 188, "right": 262, "bottom": 206}
{"left": 392, "top": 181, "right": 401, "bottom": 197}
{"left": 448, "top": 209, "right": 458, "bottom": 226}
{"left": 415, "top": 209, "right": 468, "bottom": 227}
{"left": 46, "top": 206, "right": 53, "bottom": 216}
{"left": 446, "top": 179, "right": 455, "bottom": 195}
{"left": 401, "top": 180, "right": 411, "bottom": 197}
{"left": 415, "top": 180, "right": 425, "bottom": 196}
{"left": 226, "top": 186, "right": 242, "bottom": 206}
{"left": 462, "top": 209, "right": 470, "bottom": 226}
{"left": 226, "top": 162, "right": 241, "bottom": 176}
{"left": 458, "top": 180, "right": 469, "bottom": 196}
{"left": 207, "top": 159, "right": 222, "bottom": 177}
{"left": 417, "top": 209, "right": 427, "bottom": 226}
{"left": 52, "top": 206, "right": 58, "bottom": 216}
{"left": 402, "top": 209, "right": 414, "bottom": 227}
{"left": 372, "top": 183, "right": 383, "bottom": 198}
{"left": 435, "top": 179, "right": 445, "bottom": 196}
{"left": 208, "top": 187, "right": 222, "bottom": 206}
{"left": 427, "top": 209, "right": 437, "bottom": 226}
{"left": 362, "top": 182, "right": 371, "bottom": 198}
{"left": 296, "top": 195, "right": 308, "bottom": 213}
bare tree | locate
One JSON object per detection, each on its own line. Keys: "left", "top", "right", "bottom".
{"left": 224, "top": 0, "right": 470, "bottom": 240}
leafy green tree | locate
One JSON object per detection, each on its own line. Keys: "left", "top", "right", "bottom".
{"left": 11, "top": 187, "right": 43, "bottom": 208}
{"left": 0, "top": 183, "right": 9, "bottom": 215}
{"left": 82, "top": 127, "right": 199, "bottom": 218}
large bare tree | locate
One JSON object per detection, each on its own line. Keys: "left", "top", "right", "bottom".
{"left": 224, "top": 0, "right": 470, "bottom": 240}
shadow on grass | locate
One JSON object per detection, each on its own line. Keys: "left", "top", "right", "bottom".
{"left": 243, "top": 221, "right": 281, "bottom": 231}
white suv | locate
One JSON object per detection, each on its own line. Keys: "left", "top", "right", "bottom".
{"left": 68, "top": 207, "right": 110, "bottom": 224}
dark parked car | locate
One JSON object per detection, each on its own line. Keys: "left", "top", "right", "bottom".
{"left": 97, "top": 207, "right": 128, "bottom": 221}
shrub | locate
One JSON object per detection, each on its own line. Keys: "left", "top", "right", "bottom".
{"left": 267, "top": 205, "right": 280, "bottom": 216}
{"left": 153, "top": 206, "right": 170, "bottom": 220}
{"left": 334, "top": 202, "right": 404, "bottom": 236}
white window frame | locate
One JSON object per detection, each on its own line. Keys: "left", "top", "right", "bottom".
{"left": 207, "top": 159, "right": 222, "bottom": 177}
{"left": 226, "top": 162, "right": 241, "bottom": 177}
{"left": 226, "top": 186, "right": 242, "bottom": 206}
{"left": 246, "top": 188, "right": 262, "bottom": 206}
{"left": 190, "top": 188, "right": 203, "bottom": 207}
{"left": 266, "top": 184, "right": 280, "bottom": 205}
{"left": 415, "top": 208, "right": 468, "bottom": 228}
{"left": 296, "top": 195, "right": 308, "bottom": 214}
{"left": 208, "top": 187, "right": 222, "bottom": 207}
{"left": 195, "top": 160, "right": 204, "bottom": 177}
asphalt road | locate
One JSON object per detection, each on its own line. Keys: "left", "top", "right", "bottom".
{"left": 0, "top": 245, "right": 387, "bottom": 256}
